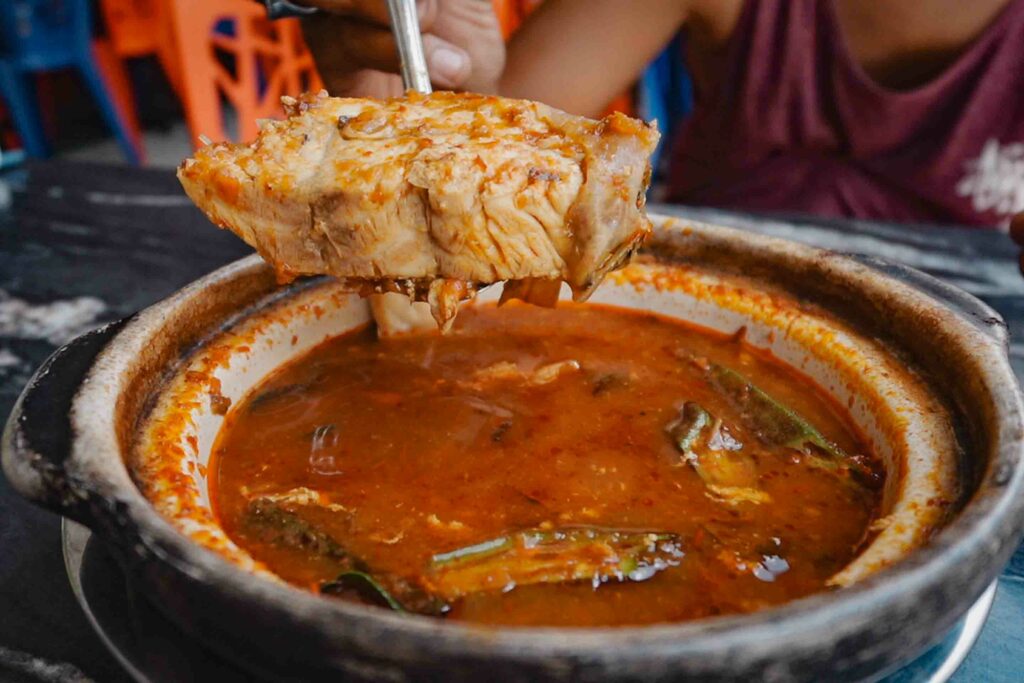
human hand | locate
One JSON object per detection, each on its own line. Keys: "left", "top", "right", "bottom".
{"left": 1012, "top": 212, "right": 1024, "bottom": 276}
{"left": 298, "top": 0, "right": 505, "bottom": 98}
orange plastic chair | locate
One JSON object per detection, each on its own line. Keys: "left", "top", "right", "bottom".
{"left": 492, "top": 0, "right": 544, "bottom": 38}
{"left": 0, "top": 0, "right": 144, "bottom": 162}
{"left": 491, "top": 0, "right": 632, "bottom": 115}
{"left": 100, "top": 0, "right": 181, "bottom": 96}
{"left": 96, "top": 0, "right": 161, "bottom": 162}
{"left": 91, "top": 39, "right": 146, "bottom": 161}
{"left": 99, "top": 0, "right": 159, "bottom": 58}
{"left": 160, "top": 0, "right": 322, "bottom": 146}
{"left": 149, "top": 0, "right": 183, "bottom": 97}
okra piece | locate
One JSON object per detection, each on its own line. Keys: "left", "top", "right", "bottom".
{"left": 708, "top": 363, "right": 877, "bottom": 485}
{"left": 246, "top": 498, "right": 446, "bottom": 614}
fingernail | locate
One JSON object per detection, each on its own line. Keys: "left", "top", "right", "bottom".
{"left": 431, "top": 47, "right": 469, "bottom": 84}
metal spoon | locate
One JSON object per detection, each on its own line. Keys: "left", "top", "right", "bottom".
{"left": 372, "top": 0, "right": 438, "bottom": 336}
{"left": 385, "top": 0, "right": 432, "bottom": 94}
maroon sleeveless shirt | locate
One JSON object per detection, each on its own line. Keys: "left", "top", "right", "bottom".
{"left": 667, "top": 0, "right": 1024, "bottom": 227}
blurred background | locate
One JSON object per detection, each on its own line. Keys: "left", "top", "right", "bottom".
{"left": 0, "top": 0, "right": 690, "bottom": 186}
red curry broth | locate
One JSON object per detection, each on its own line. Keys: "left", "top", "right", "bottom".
{"left": 211, "top": 302, "right": 883, "bottom": 626}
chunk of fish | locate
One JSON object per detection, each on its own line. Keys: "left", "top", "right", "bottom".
{"left": 178, "top": 91, "right": 659, "bottom": 328}
{"left": 464, "top": 359, "right": 581, "bottom": 388}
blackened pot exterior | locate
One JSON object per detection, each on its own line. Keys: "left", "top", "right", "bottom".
{"left": 4, "top": 217, "right": 1024, "bottom": 682}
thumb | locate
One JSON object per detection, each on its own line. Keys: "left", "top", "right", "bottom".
{"left": 423, "top": 35, "right": 471, "bottom": 89}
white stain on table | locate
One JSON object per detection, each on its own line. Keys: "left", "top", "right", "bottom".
{"left": 85, "top": 191, "right": 193, "bottom": 207}
{"left": 0, "top": 347, "right": 22, "bottom": 368}
{"left": 0, "top": 290, "right": 107, "bottom": 346}
{"left": 0, "top": 645, "right": 94, "bottom": 682}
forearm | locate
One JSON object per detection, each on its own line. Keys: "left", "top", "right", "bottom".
{"left": 498, "top": 0, "right": 691, "bottom": 117}
{"left": 297, "top": 0, "right": 690, "bottom": 115}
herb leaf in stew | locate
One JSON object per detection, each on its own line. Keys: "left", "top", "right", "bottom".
{"left": 707, "top": 363, "right": 876, "bottom": 483}
{"left": 321, "top": 571, "right": 406, "bottom": 611}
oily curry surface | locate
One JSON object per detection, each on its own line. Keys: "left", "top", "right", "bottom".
{"left": 211, "top": 302, "right": 883, "bottom": 626}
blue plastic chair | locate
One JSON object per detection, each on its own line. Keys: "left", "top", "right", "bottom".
{"left": 0, "top": 0, "right": 141, "bottom": 163}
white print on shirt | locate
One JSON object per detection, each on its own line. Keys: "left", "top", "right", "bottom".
{"left": 956, "top": 138, "right": 1024, "bottom": 228}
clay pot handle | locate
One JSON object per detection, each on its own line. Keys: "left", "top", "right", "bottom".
{"left": 2, "top": 319, "right": 129, "bottom": 527}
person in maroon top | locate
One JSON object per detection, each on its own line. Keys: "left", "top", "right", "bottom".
{"left": 296, "top": 0, "right": 1023, "bottom": 230}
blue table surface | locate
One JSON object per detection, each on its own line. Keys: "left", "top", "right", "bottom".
{"left": 0, "top": 163, "right": 1020, "bottom": 681}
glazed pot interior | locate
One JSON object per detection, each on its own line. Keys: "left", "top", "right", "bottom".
{"left": 131, "top": 218, "right": 958, "bottom": 591}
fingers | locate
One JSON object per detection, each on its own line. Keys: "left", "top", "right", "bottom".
{"left": 298, "top": 0, "right": 390, "bottom": 24}
{"left": 1012, "top": 213, "right": 1024, "bottom": 277}
{"left": 303, "top": 14, "right": 472, "bottom": 89}
{"left": 423, "top": 34, "right": 471, "bottom": 88}
{"left": 1008, "top": 212, "right": 1024, "bottom": 276}
{"left": 302, "top": 12, "right": 403, "bottom": 73}
{"left": 336, "top": 20, "right": 403, "bottom": 73}
{"left": 330, "top": 70, "right": 407, "bottom": 99}
{"left": 1011, "top": 211, "right": 1024, "bottom": 245}
{"left": 299, "top": 0, "right": 438, "bottom": 30}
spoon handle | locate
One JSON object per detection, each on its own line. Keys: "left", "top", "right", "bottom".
{"left": 386, "top": 0, "right": 432, "bottom": 94}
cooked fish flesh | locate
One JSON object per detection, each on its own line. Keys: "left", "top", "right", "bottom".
{"left": 178, "top": 91, "right": 659, "bottom": 327}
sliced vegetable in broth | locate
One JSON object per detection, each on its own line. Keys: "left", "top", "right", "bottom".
{"left": 243, "top": 497, "right": 350, "bottom": 563}
{"left": 666, "top": 402, "right": 714, "bottom": 456}
{"left": 707, "top": 363, "right": 879, "bottom": 487}
{"left": 211, "top": 302, "right": 884, "bottom": 626}
{"left": 426, "top": 528, "right": 684, "bottom": 600}
{"left": 666, "top": 401, "right": 770, "bottom": 505}
{"left": 709, "top": 363, "right": 847, "bottom": 460}
{"left": 321, "top": 571, "right": 407, "bottom": 611}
